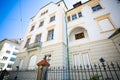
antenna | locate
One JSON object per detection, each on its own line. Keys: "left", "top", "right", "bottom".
{"left": 19, "top": 0, "right": 23, "bottom": 39}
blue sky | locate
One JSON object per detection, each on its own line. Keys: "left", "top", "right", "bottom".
{"left": 0, "top": 0, "right": 88, "bottom": 41}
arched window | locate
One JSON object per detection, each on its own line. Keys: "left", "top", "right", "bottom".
{"left": 69, "top": 27, "right": 88, "bottom": 41}
{"left": 28, "top": 55, "right": 37, "bottom": 70}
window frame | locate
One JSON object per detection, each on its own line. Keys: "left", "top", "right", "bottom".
{"left": 39, "top": 21, "right": 44, "bottom": 27}
{"left": 47, "top": 29, "right": 54, "bottom": 41}
{"left": 75, "top": 32, "right": 85, "bottom": 40}
{"left": 30, "top": 25, "right": 35, "bottom": 31}
{"left": 2, "top": 56, "right": 8, "bottom": 60}
{"left": 6, "top": 50, "right": 11, "bottom": 54}
{"left": 78, "top": 12, "right": 82, "bottom": 18}
{"left": 73, "top": 52, "right": 90, "bottom": 66}
{"left": 94, "top": 13, "right": 116, "bottom": 33}
{"left": 35, "top": 34, "right": 42, "bottom": 43}
{"left": 50, "top": 16, "right": 55, "bottom": 22}
{"left": 24, "top": 38, "right": 31, "bottom": 48}
{"left": 72, "top": 14, "right": 77, "bottom": 20}
{"left": 92, "top": 4, "right": 102, "bottom": 12}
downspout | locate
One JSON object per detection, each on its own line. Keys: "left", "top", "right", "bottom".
{"left": 65, "top": 12, "right": 70, "bottom": 69}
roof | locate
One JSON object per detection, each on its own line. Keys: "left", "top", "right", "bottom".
{"left": 0, "top": 39, "right": 21, "bottom": 44}
{"left": 109, "top": 28, "right": 120, "bottom": 38}
{"left": 66, "top": 0, "right": 91, "bottom": 13}
{"left": 30, "top": 0, "right": 68, "bottom": 19}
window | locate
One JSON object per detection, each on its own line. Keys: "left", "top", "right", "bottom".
{"left": 74, "top": 54, "right": 81, "bottom": 66}
{"left": 10, "top": 58, "right": 15, "bottom": 62}
{"left": 7, "top": 64, "right": 12, "bottom": 68}
{"left": 72, "top": 14, "right": 77, "bottom": 20}
{"left": 28, "top": 55, "right": 37, "bottom": 70}
{"left": 12, "top": 53, "right": 16, "bottom": 56}
{"left": 6, "top": 50, "right": 10, "bottom": 54}
{"left": 24, "top": 38, "right": 31, "bottom": 48}
{"left": 78, "top": 12, "right": 82, "bottom": 18}
{"left": 35, "top": 34, "right": 42, "bottom": 43}
{"left": 94, "top": 13, "right": 115, "bottom": 32}
{"left": 67, "top": 16, "right": 71, "bottom": 22}
{"left": 98, "top": 19, "right": 114, "bottom": 32}
{"left": 82, "top": 53, "right": 90, "bottom": 65}
{"left": 47, "top": 29, "right": 54, "bottom": 40}
{"left": 92, "top": 4, "right": 102, "bottom": 12}
{"left": 30, "top": 25, "right": 35, "bottom": 31}
{"left": 75, "top": 32, "right": 85, "bottom": 40}
{"left": 39, "top": 21, "right": 44, "bottom": 27}
{"left": 50, "top": 16, "right": 55, "bottom": 22}
{"left": 73, "top": 53, "right": 90, "bottom": 66}
{"left": 2, "top": 56, "right": 8, "bottom": 60}
{"left": 15, "top": 47, "right": 19, "bottom": 50}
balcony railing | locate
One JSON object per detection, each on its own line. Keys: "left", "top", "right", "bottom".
{"left": 27, "top": 42, "right": 42, "bottom": 50}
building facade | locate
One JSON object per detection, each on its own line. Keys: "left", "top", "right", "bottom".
{"left": 0, "top": 39, "right": 20, "bottom": 70}
{"left": 13, "top": 0, "right": 120, "bottom": 70}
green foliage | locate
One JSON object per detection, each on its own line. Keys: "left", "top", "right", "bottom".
{"left": 90, "top": 75, "right": 99, "bottom": 80}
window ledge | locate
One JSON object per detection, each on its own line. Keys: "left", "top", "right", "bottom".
{"left": 67, "top": 16, "right": 84, "bottom": 23}
{"left": 100, "top": 29, "right": 116, "bottom": 33}
{"left": 92, "top": 8, "right": 105, "bottom": 13}
{"left": 45, "top": 39, "right": 54, "bottom": 42}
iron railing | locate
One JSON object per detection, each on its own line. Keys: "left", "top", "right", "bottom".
{"left": 27, "top": 42, "right": 42, "bottom": 50}
{"left": 8, "top": 61, "right": 120, "bottom": 80}
{"left": 46, "top": 62, "right": 120, "bottom": 80}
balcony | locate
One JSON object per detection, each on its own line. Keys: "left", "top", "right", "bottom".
{"left": 27, "top": 42, "right": 42, "bottom": 51}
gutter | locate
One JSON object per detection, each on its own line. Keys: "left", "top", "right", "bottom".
{"left": 65, "top": 11, "right": 70, "bottom": 69}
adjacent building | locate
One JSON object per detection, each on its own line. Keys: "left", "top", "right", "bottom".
{"left": 13, "top": 0, "right": 120, "bottom": 70}
{"left": 0, "top": 39, "right": 20, "bottom": 70}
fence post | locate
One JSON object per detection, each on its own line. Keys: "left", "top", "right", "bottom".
{"left": 37, "top": 65, "right": 42, "bottom": 80}
{"left": 37, "top": 56, "right": 50, "bottom": 80}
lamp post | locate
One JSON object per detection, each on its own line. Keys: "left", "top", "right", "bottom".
{"left": 99, "top": 57, "right": 106, "bottom": 67}
{"left": 99, "top": 57, "right": 109, "bottom": 79}
{"left": 14, "top": 66, "right": 19, "bottom": 80}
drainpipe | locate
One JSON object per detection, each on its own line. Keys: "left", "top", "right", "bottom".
{"left": 65, "top": 12, "right": 70, "bottom": 69}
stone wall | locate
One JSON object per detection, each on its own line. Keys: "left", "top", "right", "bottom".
{"left": 69, "top": 39, "right": 120, "bottom": 65}
{"left": 8, "top": 70, "right": 37, "bottom": 80}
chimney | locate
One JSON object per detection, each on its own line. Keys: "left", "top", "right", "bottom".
{"left": 73, "top": 1, "right": 82, "bottom": 8}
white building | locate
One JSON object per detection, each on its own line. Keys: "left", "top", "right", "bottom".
{"left": 13, "top": 0, "right": 120, "bottom": 70}
{"left": 0, "top": 39, "right": 20, "bottom": 70}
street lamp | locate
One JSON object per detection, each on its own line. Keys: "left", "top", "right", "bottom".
{"left": 99, "top": 57, "right": 105, "bottom": 63}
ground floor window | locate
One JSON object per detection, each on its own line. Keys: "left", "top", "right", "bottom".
{"left": 28, "top": 55, "right": 37, "bottom": 70}
{"left": 73, "top": 52, "right": 90, "bottom": 66}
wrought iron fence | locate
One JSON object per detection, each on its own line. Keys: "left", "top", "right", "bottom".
{"left": 8, "top": 61, "right": 120, "bottom": 80}
{"left": 46, "top": 62, "right": 120, "bottom": 80}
